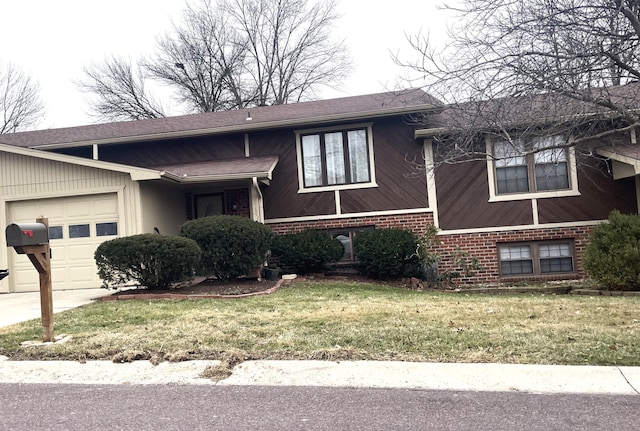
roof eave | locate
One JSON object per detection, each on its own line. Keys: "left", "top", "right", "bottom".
{"left": 30, "top": 104, "right": 438, "bottom": 150}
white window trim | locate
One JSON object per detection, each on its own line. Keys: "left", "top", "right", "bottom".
{"left": 295, "top": 122, "right": 378, "bottom": 194}
{"left": 485, "top": 135, "right": 580, "bottom": 202}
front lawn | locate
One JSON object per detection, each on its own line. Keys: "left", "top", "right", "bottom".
{"left": 1, "top": 280, "right": 638, "bottom": 365}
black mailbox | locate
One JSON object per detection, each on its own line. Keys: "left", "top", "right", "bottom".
{"left": 0, "top": 269, "right": 8, "bottom": 281}
{"left": 5, "top": 223, "right": 49, "bottom": 247}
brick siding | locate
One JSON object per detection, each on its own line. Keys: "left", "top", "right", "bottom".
{"left": 267, "top": 212, "right": 434, "bottom": 235}
{"left": 437, "top": 225, "right": 595, "bottom": 284}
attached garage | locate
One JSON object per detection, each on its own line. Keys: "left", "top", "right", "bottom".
{"left": 8, "top": 194, "right": 120, "bottom": 292}
{"left": 0, "top": 144, "right": 163, "bottom": 293}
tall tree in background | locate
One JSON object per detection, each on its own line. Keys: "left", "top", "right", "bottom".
{"left": 0, "top": 61, "right": 45, "bottom": 133}
{"left": 80, "top": 0, "right": 350, "bottom": 121}
{"left": 397, "top": 0, "right": 640, "bottom": 165}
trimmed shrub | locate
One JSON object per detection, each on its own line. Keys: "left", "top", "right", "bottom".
{"left": 271, "top": 229, "right": 344, "bottom": 274}
{"left": 353, "top": 228, "right": 421, "bottom": 279}
{"left": 94, "top": 234, "right": 201, "bottom": 290}
{"left": 179, "top": 215, "right": 273, "bottom": 280}
{"left": 584, "top": 211, "right": 640, "bottom": 290}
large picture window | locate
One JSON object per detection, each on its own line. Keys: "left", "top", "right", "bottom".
{"left": 297, "top": 124, "right": 375, "bottom": 192}
{"left": 494, "top": 135, "right": 570, "bottom": 195}
{"left": 498, "top": 240, "right": 574, "bottom": 276}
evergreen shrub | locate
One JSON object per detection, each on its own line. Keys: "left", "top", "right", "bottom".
{"left": 94, "top": 234, "right": 201, "bottom": 290}
{"left": 179, "top": 215, "right": 273, "bottom": 280}
{"left": 353, "top": 227, "right": 421, "bottom": 279}
{"left": 584, "top": 211, "right": 640, "bottom": 290}
{"left": 271, "top": 229, "right": 344, "bottom": 274}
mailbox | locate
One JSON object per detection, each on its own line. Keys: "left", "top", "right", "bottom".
{"left": 0, "top": 269, "right": 8, "bottom": 281}
{"left": 5, "top": 223, "right": 49, "bottom": 247}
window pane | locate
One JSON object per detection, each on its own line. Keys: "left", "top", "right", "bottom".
{"left": 540, "top": 257, "right": 573, "bottom": 273}
{"left": 324, "top": 132, "right": 346, "bottom": 185}
{"left": 69, "top": 224, "right": 90, "bottom": 238}
{"left": 535, "top": 162, "right": 569, "bottom": 190}
{"left": 539, "top": 243, "right": 571, "bottom": 258}
{"left": 302, "top": 135, "right": 322, "bottom": 187}
{"left": 533, "top": 136, "right": 566, "bottom": 163}
{"left": 500, "top": 245, "right": 531, "bottom": 260}
{"left": 333, "top": 233, "right": 352, "bottom": 260}
{"left": 96, "top": 222, "right": 118, "bottom": 236}
{"left": 501, "top": 260, "right": 534, "bottom": 275}
{"left": 347, "top": 129, "right": 370, "bottom": 183}
{"left": 496, "top": 166, "right": 529, "bottom": 194}
{"left": 494, "top": 141, "right": 526, "bottom": 167}
{"left": 48, "top": 226, "right": 63, "bottom": 240}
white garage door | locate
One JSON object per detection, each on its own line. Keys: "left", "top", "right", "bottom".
{"left": 8, "top": 194, "right": 119, "bottom": 292}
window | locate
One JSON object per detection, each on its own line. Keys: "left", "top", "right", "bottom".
{"left": 48, "top": 226, "right": 63, "bottom": 240}
{"left": 296, "top": 124, "right": 375, "bottom": 192}
{"left": 489, "top": 135, "right": 579, "bottom": 200}
{"left": 96, "top": 222, "right": 118, "bottom": 236}
{"left": 69, "top": 224, "right": 90, "bottom": 238}
{"left": 494, "top": 135, "right": 570, "bottom": 195}
{"left": 324, "top": 226, "right": 374, "bottom": 262}
{"left": 498, "top": 241, "right": 574, "bottom": 276}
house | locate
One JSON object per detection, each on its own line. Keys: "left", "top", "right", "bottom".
{"left": 0, "top": 87, "right": 637, "bottom": 293}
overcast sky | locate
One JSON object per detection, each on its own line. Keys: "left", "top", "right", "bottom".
{"left": 0, "top": 1, "right": 451, "bottom": 129}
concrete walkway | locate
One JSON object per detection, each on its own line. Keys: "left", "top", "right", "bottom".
{"left": 1, "top": 288, "right": 639, "bottom": 394}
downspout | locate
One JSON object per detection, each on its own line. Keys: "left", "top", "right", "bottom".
{"left": 252, "top": 177, "right": 265, "bottom": 223}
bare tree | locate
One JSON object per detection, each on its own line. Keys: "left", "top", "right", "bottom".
{"left": 0, "top": 61, "right": 45, "bottom": 133}
{"left": 396, "top": 0, "right": 640, "bottom": 166}
{"left": 80, "top": 56, "right": 167, "bottom": 121}
{"left": 80, "top": 0, "right": 351, "bottom": 121}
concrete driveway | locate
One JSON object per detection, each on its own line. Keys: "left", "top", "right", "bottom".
{"left": 0, "top": 288, "right": 113, "bottom": 328}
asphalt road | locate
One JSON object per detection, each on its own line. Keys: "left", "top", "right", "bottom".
{"left": 1, "top": 384, "right": 638, "bottom": 430}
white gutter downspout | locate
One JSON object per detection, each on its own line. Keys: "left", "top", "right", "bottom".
{"left": 252, "top": 177, "right": 265, "bottom": 223}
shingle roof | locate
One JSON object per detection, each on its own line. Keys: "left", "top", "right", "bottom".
{"left": 154, "top": 155, "right": 279, "bottom": 182}
{"left": 0, "top": 88, "right": 438, "bottom": 149}
{"left": 416, "top": 82, "right": 640, "bottom": 136}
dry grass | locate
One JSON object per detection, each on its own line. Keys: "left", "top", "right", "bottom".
{"left": 1, "top": 280, "right": 638, "bottom": 365}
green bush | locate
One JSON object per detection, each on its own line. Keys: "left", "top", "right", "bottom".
{"left": 271, "top": 229, "right": 344, "bottom": 274}
{"left": 353, "top": 228, "right": 421, "bottom": 279}
{"left": 94, "top": 234, "right": 201, "bottom": 290}
{"left": 584, "top": 211, "right": 640, "bottom": 290}
{"left": 179, "top": 215, "right": 273, "bottom": 280}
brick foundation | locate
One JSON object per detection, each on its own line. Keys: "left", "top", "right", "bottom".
{"left": 437, "top": 225, "right": 595, "bottom": 284}
{"left": 268, "top": 214, "right": 595, "bottom": 285}
{"left": 266, "top": 212, "right": 434, "bottom": 235}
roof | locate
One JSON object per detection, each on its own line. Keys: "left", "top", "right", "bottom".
{"left": 415, "top": 82, "right": 640, "bottom": 138}
{"left": 154, "top": 155, "right": 279, "bottom": 182}
{"left": 0, "top": 89, "right": 438, "bottom": 150}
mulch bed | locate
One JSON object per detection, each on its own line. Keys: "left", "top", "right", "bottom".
{"left": 104, "top": 277, "right": 280, "bottom": 300}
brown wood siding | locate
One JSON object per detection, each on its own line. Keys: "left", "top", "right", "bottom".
{"left": 436, "top": 160, "right": 533, "bottom": 230}
{"left": 538, "top": 160, "right": 637, "bottom": 223}
{"left": 98, "top": 134, "right": 245, "bottom": 167}
{"left": 250, "top": 129, "right": 336, "bottom": 219}
{"left": 341, "top": 118, "right": 428, "bottom": 213}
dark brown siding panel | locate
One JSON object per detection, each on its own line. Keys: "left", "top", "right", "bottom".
{"left": 253, "top": 118, "right": 428, "bottom": 219}
{"left": 99, "top": 134, "right": 245, "bottom": 167}
{"left": 436, "top": 161, "right": 533, "bottom": 230}
{"left": 342, "top": 118, "right": 427, "bottom": 213}
{"left": 538, "top": 163, "right": 637, "bottom": 223}
{"left": 250, "top": 129, "right": 336, "bottom": 219}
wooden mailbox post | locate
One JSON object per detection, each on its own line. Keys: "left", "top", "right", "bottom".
{"left": 5, "top": 217, "right": 54, "bottom": 342}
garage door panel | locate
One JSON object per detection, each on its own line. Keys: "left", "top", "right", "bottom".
{"left": 8, "top": 193, "right": 119, "bottom": 292}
